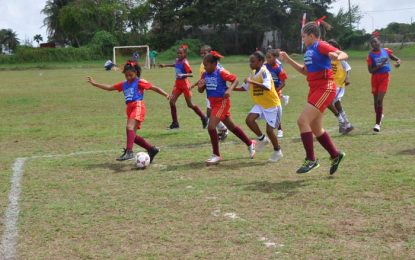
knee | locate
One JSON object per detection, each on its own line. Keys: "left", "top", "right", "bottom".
{"left": 245, "top": 116, "right": 252, "bottom": 126}
{"left": 297, "top": 117, "right": 307, "bottom": 128}
{"left": 186, "top": 103, "right": 194, "bottom": 109}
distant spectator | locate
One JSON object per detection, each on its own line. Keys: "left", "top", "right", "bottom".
{"left": 149, "top": 50, "right": 158, "bottom": 69}
{"left": 104, "top": 60, "right": 115, "bottom": 71}
{"left": 133, "top": 50, "right": 140, "bottom": 62}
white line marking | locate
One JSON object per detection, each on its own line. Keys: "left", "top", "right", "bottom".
{"left": 1, "top": 157, "right": 27, "bottom": 260}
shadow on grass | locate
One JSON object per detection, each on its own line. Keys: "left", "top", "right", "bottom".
{"left": 241, "top": 179, "right": 309, "bottom": 198}
{"left": 86, "top": 162, "right": 136, "bottom": 173}
{"left": 397, "top": 148, "right": 415, "bottom": 155}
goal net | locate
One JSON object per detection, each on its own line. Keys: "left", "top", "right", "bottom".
{"left": 113, "top": 45, "right": 150, "bottom": 69}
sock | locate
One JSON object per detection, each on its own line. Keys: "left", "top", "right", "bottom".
{"left": 216, "top": 121, "right": 227, "bottom": 131}
{"left": 300, "top": 132, "right": 315, "bottom": 161}
{"left": 258, "top": 134, "right": 266, "bottom": 141}
{"left": 170, "top": 103, "right": 178, "bottom": 123}
{"left": 191, "top": 105, "right": 205, "bottom": 120}
{"left": 126, "top": 130, "right": 136, "bottom": 151}
{"left": 340, "top": 111, "right": 348, "bottom": 123}
{"left": 273, "top": 145, "right": 281, "bottom": 151}
{"left": 376, "top": 106, "right": 383, "bottom": 124}
{"left": 316, "top": 132, "right": 339, "bottom": 159}
{"left": 134, "top": 135, "right": 153, "bottom": 151}
{"left": 337, "top": 114, "right": 345, "bottom": 124}
{"left": 208, "top": 129, "right": 220, "bottom": 156}
{"left": 231, "top": 126, "right": 252, "bottom": 146}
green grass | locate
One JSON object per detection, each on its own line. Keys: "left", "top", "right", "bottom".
{"left": 0, "top": 57, "right": 415, "bottom": 258}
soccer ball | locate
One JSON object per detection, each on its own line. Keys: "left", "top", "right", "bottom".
{"left": 135, "top": 152, "right": 150, "bottom": 169}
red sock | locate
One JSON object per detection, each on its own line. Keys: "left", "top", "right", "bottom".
{"left": 208, "top": 129, "right": 220, "bottom": 156}
{"left": 231, "top": 126, "right": 252, "bottom": 146}
{"left": 170, "top": 103, "right": 178, "bottom": 123}
{"left": 316, "top": 132, "right": 339, "bottom": 159}
{"left": 376, "top": 106, "right": 383, "bottom": 124}
{"left": 134, "top": 135, "right": 153, "bottom": 151}
{"left": 300, "top": 132, "right": 315, "bottom": 161}
{"left": 126, "top": 130, "right": 136, "bottom": 151}
{"left": 191, "top": 105, "right": 205, "bottom": 120}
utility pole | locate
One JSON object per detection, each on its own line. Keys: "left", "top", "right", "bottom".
{"left": 348, "top": 0, "right": 352, "bottom": 29}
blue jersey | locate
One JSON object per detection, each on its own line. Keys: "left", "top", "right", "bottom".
{"left": 122, "top": 78, "right": 144, "bottom": 104}
{"left": 175, "top": 58, "right": 191, "bottom": 79}
{"left": 265, "top": 63, "right": 287, "bottom": 88}
{"left": 368, "top": 48, "right": 391, "bottom": 74}
{"left": 202, "top": 68, "right": 236, "bottom": 98}
{"left": 304, "top": 41, "right": 337, "bottom": 81}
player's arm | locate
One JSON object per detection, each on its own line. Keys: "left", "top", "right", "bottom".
{"left": 341, "top": 61, "right": 351, "bottom": 86}
{"left": 276, "top": 81, "right": 286, "bottom": 92}
{"left": 86, "top": 77, "right": 116, "bottom": 91}
{"left": 149, "top": 85, "right": 170, "bottom": 100}
{"left": 246, "top": 79, "right": 271, "bottom": 90}
{"left": 197, "top": 79, "right": 206, "bottom": 93}
{"left": 389, "top": 53, "right": 401, "bottom": 67}
{"left": 279, "top": 51, "right": 307, "bottom": 76}
{"left": 328, "top": 50, "right": 348, "bottom": 61}
{"left": 159, "top": 64, "right": 175, "bottom": 68}
{"left": 224, "top": 79, "right": 239, "bottom": 98}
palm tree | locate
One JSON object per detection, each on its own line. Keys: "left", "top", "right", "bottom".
{"left": 33, "top": 34, "right": 44, "bottom": 46}
{"left": 41, "top": 0, "right": 70, "bottom": 43}
{"left": 0, "top": 29, "right": 20, "bottom": 53}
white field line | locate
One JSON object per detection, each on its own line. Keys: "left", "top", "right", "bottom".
{"left": 0, "top": 158, "right": 27, "bottom": 260}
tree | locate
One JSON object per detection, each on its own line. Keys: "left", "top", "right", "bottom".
{"left": 42, "top": 0, "right": 71, "bottom": 43}
{"left": 0, "top": 29, "right": 20, "bottom": 53}
{"left": 33, "top": 34, "right": 43, "bottom": 45}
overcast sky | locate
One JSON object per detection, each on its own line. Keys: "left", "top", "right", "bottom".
{"left": 0, "top": 0, "right": 414, "bottom": 45}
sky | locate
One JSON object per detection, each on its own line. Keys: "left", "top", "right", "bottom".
{"left": 0, "top": 0, "right": 414, "bottom": 45}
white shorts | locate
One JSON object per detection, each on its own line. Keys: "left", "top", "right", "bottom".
{"left": 249, "top": 105, "right": 282, "bottom": 129}
{"left": 334, "top": 87, "right": 345, "bottom": 102}
{"left": 206, "top": 98, "right": 211, "bottom": 109}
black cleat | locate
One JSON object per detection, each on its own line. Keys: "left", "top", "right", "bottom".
{"left": 330, "top": 151, "right": 345, "bottom": 175}
{"left": 202, "top": 117, "right": 209, "bottom": 129}
{"left": 167, "top": 122, "right": 179, "bottom": 130}
{"left": 148, "top": 146, "right": 160, "bottom": 163}
{"left": 116, "top": 149, "right": 134, "bottom": 161}
{"left": 296, "top": 159, "right": 320, "bottom": 174}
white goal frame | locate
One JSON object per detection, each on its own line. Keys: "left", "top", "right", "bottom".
{"left": 113, "top": 45, "right": 150, "bottom": 69}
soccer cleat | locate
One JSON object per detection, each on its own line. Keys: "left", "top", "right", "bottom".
{"left": 202, "top": 117, "right": 209, "bottom": 129}
{"left": 167, "top": 122, "right": 180, "bottom": 130}
{"left": 248, "top": 140, "right": 256, "bottom": 159}
{"left": 296, "top": 159, "right": 320, "bottom": 174}
{"left": 116, "top": 149, "right": 134, "bottom": 161}
{"left": 206, "top": 154, "right": 222, "bottom": 165}
{"left": 282, "top": 95, "right": 290, "bottom": 106}
{"left": 277, "top": 129, "right": 284, "bottom": 138}
{"left": 269, "top": 150, "right": 283, "bottom": 163}
{"left": 219, "top": 128, "right": 229, "bottom": 141}
{"left": 373, "top": 124, "right": 380, "bottom": 133}
{"left": 255, "top": 136, "right": 269, "bottom": 152}
{"left": 330, "top": 151, "right": 345, "bottom": 175}
{"left": 148, "top": 146, "right": 160, "bottom": 163}
{"left": 342, "top": 123, "right": 354, "bottom": 135}
{"left": 338, "top": 122, "right": 345, "bottom": 133}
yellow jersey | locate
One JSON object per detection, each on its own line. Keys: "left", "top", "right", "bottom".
{"left": 331, "top": 60, "right": 351, "bottom": 88}
{"left": 243, "top": 65, "right": 281, "bottom": 108}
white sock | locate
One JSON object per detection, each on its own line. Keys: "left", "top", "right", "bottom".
{"left": 340, "top": 111, "right": 349, "bottom": 123}
{"left": 337, "top": 114, "right": 345, "bottom": 124}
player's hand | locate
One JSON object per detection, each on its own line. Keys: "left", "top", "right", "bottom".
{"left": 86, "top": 76, "right": 96, "bottom": 85}
{"left": 279, "top": 51, "right": 289, "bottom": 61}
{"left": 329, "top": 52, "right": 339, "bottom": 60}
{"left": 197, "top": 79, "right": 205, "bottom": 88}
{"left": 344, "top": 80, "right": 350, "bottom": 86}
{"left": 166, "top": 94, "right": 171, "bottom": 101}
{"left": 395, "top": 59, "right": 401, "bottom": 68}
{"left": 159, "top": 64, "right": 164, "bottom": 68}
{"left": 224, "top": 89, "right": 232, "bottom": 98}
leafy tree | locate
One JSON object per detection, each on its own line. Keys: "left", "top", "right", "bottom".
{"left": 33, "top": 34, "right": 44, "bottom": 45}
{"left": 0, "top": 29, "right": 20, "bottom": 53}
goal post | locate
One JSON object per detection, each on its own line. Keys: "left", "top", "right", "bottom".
{"left": 113, "top": 45, "right": 150, "bottom": 69}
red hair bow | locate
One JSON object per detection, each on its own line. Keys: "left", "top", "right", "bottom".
{"left": 315, "top": 16, "right": 327, "bottom": 26}
{"left": 180, "top": 44, "right": 188, "bottom": 50}
{"left": 127, "top": 61, "right": 137, "bottom": 66}
{"left": 210, "top": 51, "right": 224, "bottom": 58}
{"left": 372, "top": 31, "right": 380, "bottom": 38}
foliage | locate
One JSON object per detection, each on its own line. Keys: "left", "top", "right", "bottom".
{"left": 89, "top": 31, "right": 119, "bottom": 56}
{"left": 0, "top": 29, "right": 20, "bottom": 53}
{"left": 33, "top": 34, "right": 44, "bottom": 45}
{"left": 157, "top": 38, "right": 204, "bottom": 61}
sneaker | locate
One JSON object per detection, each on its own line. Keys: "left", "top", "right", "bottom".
{"left": 282, "top": 95, "right": 290, "bottom": 106}
{"left": 219, "top": 129, "right": 229, "bottom": 141}
{"left": 248, "top": 140, "right": 256, "bottom": 159}
{"left": 255, "top": 136, "right": 269, "bottom": 152}
{"left": 373, "top": 124, "right": 380, "bottom": 133}
{"left": 167, "top": 122, "right": 180, "bottom": 130}
{"left": 206, "top": 154, "right": 222, "bottom": 165}
{"left": 202, "top": 117, "right": 209, "bottom": 129}
{"left": 342, "top": 123, "right": 354, "bottom": 135}
{"left": 269, "top": 150, "right": 283, "bottom": 162}
{"left": 330, "top": 151, "right": 345, "bottom": 175}
{"left": 338, "top": 122, "right": 346, "bottom": 133}
{"left": 116, "top": 149, "right": 134, "bottom": 161}
{"left": 277, "top": 129, "right": 283, "bottom": 138}
{"left": 148, "top": 146, "right": 160, "bottom": 163}
{"left": 296, "top": 159, "right": 320, "bottom": 174}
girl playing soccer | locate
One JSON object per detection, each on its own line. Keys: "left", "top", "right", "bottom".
{"left": 367, "top": 37, "right": 401, "bottom": 133}
{"left": 191, "top": 45, "right": 229, "bottom": 140}
{"left": 265, "top": 49, "right": 288, "bottom": 138}
{"left": 326, "top": 39, "right": 354, "bottom": 135}
{"left": 235, "top": 51, "right": 283, "bottom": 162}
{"left": 198, "top": 52, "right": 256, "bottom": 165}
{"left": 159, "top": 45, "right": 208, "bottom": 130}
{"left": 86, "top": 61, "right": 170, "bottom": 162}
{"left": 279, "top": 22, "right": 347, "bottom": 174}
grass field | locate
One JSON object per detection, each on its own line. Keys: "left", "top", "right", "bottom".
{"left": 1, "top": 56, "right": 415, "bottom": 259}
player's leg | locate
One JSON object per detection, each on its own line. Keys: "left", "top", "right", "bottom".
{"left": 117, "top": 118, "right": 139, "bottom": 161}
{"left": 168, "top": 90, "right": 180, "bottom": 129}
{"left": 246, "top": 112, "right": 268, "bottom": 152}
{"left": 266, "top": 107, "right": 283, "bottom": 162}
{"left": 184, "top": 94, "right": 208, "bottom": 128}
{"left": 206, "top": 115, "right": 222, "bottom": 165}
{"left": 223, "top": 116, "right": 255, "bottom": 159}
{"left": 373, "top": 92, "right": 386, "bottom": 132}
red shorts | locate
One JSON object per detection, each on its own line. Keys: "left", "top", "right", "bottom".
{"left": 209, "top": 97, "right": 231, "bottom": 121}
{"left": 307, "top": 80, "right": 336, "bottom": 113}
{"left": 126, "top": 101, "right": 146, "bottom": 129}
{"left": 172, "top": 79, "right": 192, "bottom": 98}
{"left": 371, "top": 73, "right": 390, "bottom": 94}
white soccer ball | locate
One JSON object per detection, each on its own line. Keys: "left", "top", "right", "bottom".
{"left": 135, "top": 152, "right": 150, "bottom": 169}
